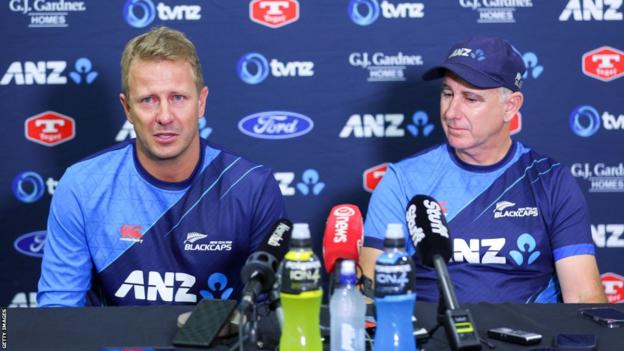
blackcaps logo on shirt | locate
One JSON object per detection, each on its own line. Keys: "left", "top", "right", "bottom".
{"left": 184, "top": 232, "right": 232, "bottom": 252}
{"left": 493, "top": 201, "right": 538, "bottom": 219}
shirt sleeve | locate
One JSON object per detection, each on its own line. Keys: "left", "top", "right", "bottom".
{"left": 548, "top": 166, "right": 596, "bottom": 261}
{"left": 363, "top": 163, "right": 413, "bottom": 254}
{"left": 247, "top": 166, "right": 287, "bottom": 254}
{"left": 37, "top": 171, "right": 93, "bottom": 307}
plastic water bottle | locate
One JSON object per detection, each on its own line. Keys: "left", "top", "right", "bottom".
{"left": 373, "top": 223, "right": 417, "bottom": 351}
{"left": 279, "top": 223, "right": 323, "bottom": 351}
{"left": 330, "top": 259, "right": 366, "bottom": 351}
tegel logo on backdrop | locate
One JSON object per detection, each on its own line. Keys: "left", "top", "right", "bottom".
{"left": 238, "top": 111, "right": 313, "bottom": 139}
{"left": 25, "top": 111, "right": 76, "bottom": 146}
{"left": 582, "top": 46, "right": 624, "bottom": 82}
{"left": 363, "top": 163, "right": 388, "bottom": 193}
{"left": 569, "top": 105, "right": 624, "bottom": 137}
{"left": 237, "top": 52, "right": 314, "bottom": 84}
{"left": 250, "top": 0, "right": 299, "bottom": 28}
{"left": 123, "top": 0, "right": 201, "bottom": 28}
{"left": 348, "top": 0, "right": 424, "bottom": 26}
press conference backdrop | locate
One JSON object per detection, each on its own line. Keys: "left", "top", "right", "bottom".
{"left": 1, "top": 0, "right": 623, "bottom": 307}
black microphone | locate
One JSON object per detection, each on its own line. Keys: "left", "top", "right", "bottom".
{"left": 239, "top": 219, "right": 292, "bottom": 314}
{"left": 406, "top": 195, "right": 481, "bottom": 351}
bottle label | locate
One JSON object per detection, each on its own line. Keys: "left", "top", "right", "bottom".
{"left": 281, "top": 259, "right": 321, "bottom": 293}
{"left": 340, "top": 323, "right": 356, "bottom": 351}
{"left": 374, "top": 257, "right": 415, "bottom": 297}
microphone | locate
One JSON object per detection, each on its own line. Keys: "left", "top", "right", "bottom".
{"left": 322, "top": 204, "right": 363, "bottom": 274}
{"left": 239, "top": 219, "right": 292, "bottom": 314}
{"left": 406, "top": 195, "right": 481, "bottom": 351}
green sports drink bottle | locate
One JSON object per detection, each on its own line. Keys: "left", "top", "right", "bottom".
{"left": 279, "top": 223, "right": 323, "bottom": 351}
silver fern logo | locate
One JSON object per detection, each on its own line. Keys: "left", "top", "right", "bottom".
{"left": 494, "top": 201, "right": 515, "bottom": 212}
{"left": 185, "top": 232, "right": 208, "bottom": 244}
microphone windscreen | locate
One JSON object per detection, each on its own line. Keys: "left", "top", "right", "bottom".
{"left": 323, "top": 204, "right": 363, "bottom": 273}
{"left": 405, "top": 195, "right": 452, "bottom": 266}
{"left": 256, "top": 218, "right": 292, "bottom": 260}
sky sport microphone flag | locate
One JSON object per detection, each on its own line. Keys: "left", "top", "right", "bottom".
{"left": 323, "top": 204, "right": 363, "bottom": 274}
{"left": 405, "top": 194, "right": 452, "bottom": 266}
{"left": 405, "top": 195, "right": 481, "bottom": 351}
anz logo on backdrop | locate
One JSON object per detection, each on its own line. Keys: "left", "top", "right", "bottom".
{"left": 339, "top": 111, "right": 434, "bottom": 138}
{"left": 238, "top": 111, "right": 313, "bottom": 139}
{"left": 274, "top": 169, "right": 325, "bottom": 196}
{"left": 559, "top": 0, "right": 623, "bottom": 21}
{"left": 1, "top": 57, "right": 98, "bottom": 86}
{"left": 122, "top": 0, "right": 201, "bottom": 28}
{"left": 348, "top": 0, "right": 425, "bottom": 26}
{"left": 237, "top": 52, "right": 314, "bottom": 84}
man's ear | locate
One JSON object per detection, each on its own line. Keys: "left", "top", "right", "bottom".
{"left": 198, "top": 86, "right": 209, "bottom": 118}
{"left": 503, "top": 91, "right": 524, "bottom": 123}
{"left": 120, "top": 93, "right": 133, "bottom": 123}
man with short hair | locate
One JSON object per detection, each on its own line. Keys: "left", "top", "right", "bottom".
{"left": 359, "top": 36, "right": 606, "bottom": 303}
{"left": 38, "top": 26, "right": 286, "bottom": 307}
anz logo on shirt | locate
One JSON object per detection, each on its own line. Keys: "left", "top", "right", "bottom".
{"left": 452, "top": 233, "right": 541, "bottom": 266}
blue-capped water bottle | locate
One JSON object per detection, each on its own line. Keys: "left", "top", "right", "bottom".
{"left": 330, "top": 259, "right": 366, "bottom": 351}
{"left": 373, "top": 223, "right": 417, "bottom": 351}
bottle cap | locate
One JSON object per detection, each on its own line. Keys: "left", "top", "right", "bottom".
{"left": 340, "top": 259, "right": 356, "bottom": 275}
{"left": 385, "top": 223, "right": 404, "bottom": 239}
{"left": 292, "top": 223, "right": 311, "bottom": 240}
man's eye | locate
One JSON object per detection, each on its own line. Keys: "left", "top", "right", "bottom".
{"left": 141, "top": 96, "right": 154, "bottom": 104}
{"left": 173, "top": 95, "right": 185, "bottom": 102}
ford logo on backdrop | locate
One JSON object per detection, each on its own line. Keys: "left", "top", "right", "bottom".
{"left": 238, "top": 111, "right": 314, "bottom": 139}
{"left": 14, "top": 231, "right": 46, "bottom": 258}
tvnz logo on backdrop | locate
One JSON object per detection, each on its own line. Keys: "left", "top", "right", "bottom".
{"left": 8, "top": 0, "right": 86, "bottom": 28}
{"left": 1, "top": 57, "right": 98, "bottom": 86}
{"left": 348, "top": 0, "right": 424, "bottom": 26}
{"left": 457, "top": 0, "right": 534, "bottom": 24}
{"left": 339, "top": 110, "right": 434, "bottom": 138}
{"left": 569, "top": 105, "right": 624, "bottom": 138}
{"left": 12, "top": 171, "right": 58, "bottom": 204}
{"left": 237, "top": 52, "right": 314, "bottom": 84}
{"left": 559, "top": 0, "right": 623, "bottom": 21}
{"left": 122, "top": 0, "right": 201, "bottom": 28}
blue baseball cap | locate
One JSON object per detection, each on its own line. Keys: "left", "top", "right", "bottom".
{"left": 422, "top": 36, "right": 526, "bottom": 92}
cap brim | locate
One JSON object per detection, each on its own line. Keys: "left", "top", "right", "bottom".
{"left": 422, "top": 62, "right": 505, "bottom": 89}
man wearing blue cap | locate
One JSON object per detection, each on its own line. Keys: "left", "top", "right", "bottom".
{"left": 360, "top": 36, "right": 606, "bottom": 303}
